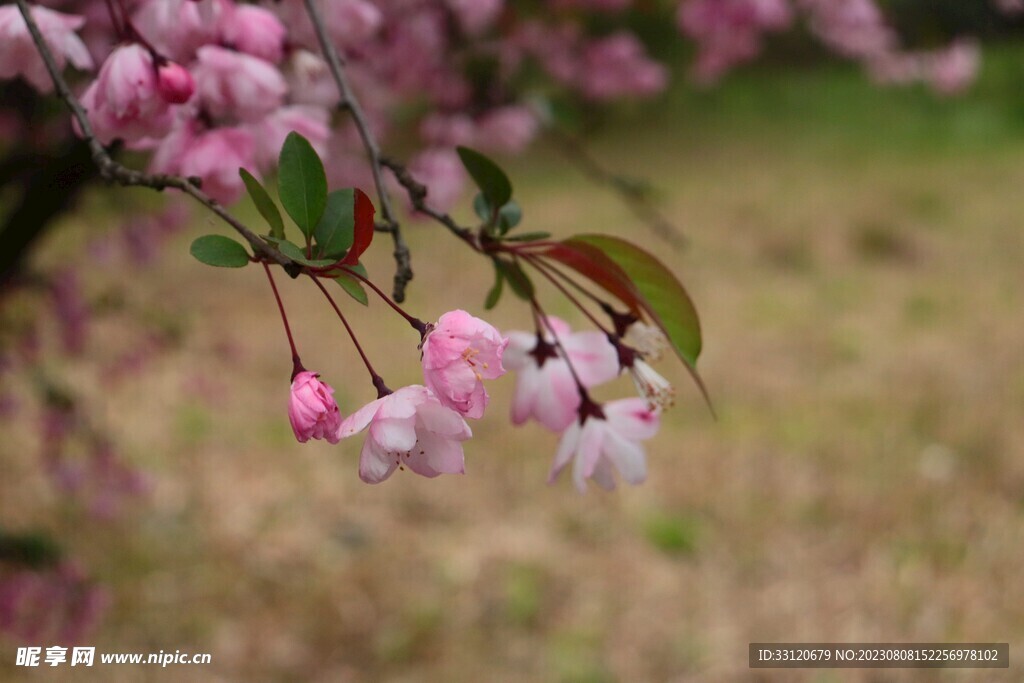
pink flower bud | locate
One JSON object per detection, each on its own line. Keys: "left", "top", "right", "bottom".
{"left": 156, "top": 61, "right": 195, "bottom": 104}
{"left": 421, "top": 310, "right": 508, "bottom": 419}
{"left": 289, "top": 371, "right": 343, "bottom": 444}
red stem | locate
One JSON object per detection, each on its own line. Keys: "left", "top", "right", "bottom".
{"left": 263, "top": 263, "right": 302, "bottom": 374}
{"left": 338, "top": 267, "right": 427, "bottom": 336}
{"left": 309, "top": 275, "right": 390, "bottom": 397}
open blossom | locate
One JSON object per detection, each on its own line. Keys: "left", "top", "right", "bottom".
{"left": 289, "top": 371, "right": 343, "bottom": 444}
{"left": 504, "top": 317, "right": 619, "bottom": 432}
{"left": 421, "top": 310, "right": 508, "bottom": 419}
{"left": 549, "top": 398, "right": 660, "bottom": 492}
{"left": 0, "top": 5, "right": 93, "bottom": 93}
{"left": 446, "top": 0, "right": 504, "bottom": 35}
{"left": 336, "top": 385, "right": 472, "bottom": 484}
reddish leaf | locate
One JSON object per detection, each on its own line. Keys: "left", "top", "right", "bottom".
{"left": 540, "top": 241, "right": 643, "bottom": 316}
{"left": 341, "top": 188, "right": 375, "bottom": 265}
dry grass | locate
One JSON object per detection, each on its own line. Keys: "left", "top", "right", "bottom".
{"left": 3, "top": 68, "right": 1024, "bottom": 682}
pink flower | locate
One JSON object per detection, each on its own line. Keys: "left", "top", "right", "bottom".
{"left": 193, "top": 45, "right": 287, "bottom": 122}
{"left": 220, "top": 5, "right": 286, "bottom": 64}
{"left": 503, "top": 317, "right": 619, "bottom": 432}
{"left": 475, "top": 105, "right": 539, "bottom": 154}
{"left": 407, "top": 148, "right": 466, "bottom": 214}
{"left": 926, "top": 39, "right": 979, "bottom": 96}
{"left": 336, "top": 386, "right": 472, "bottom": 484}
{"left": 549, "top": 398, "right": 659, "bottom": 492}
{"left": 421, "top": 310, "right": 508, "bottom": 419}
{"left": 156, "top": 61, "right": 195, "bottom": 104}
{"left": 248, "top": 105, "right": 330, "bottom": 171}
{"left": 289, "top": 371, "right": 343, "bottom": 444}
{"left": 131, "top": 0, "right": 223, "bottom": 63}
{"left": 151, "top": 122, "right": 256, "bottom": 204}
{"left": 445, "top": 0, "right": 504, "bottom": 35}
{"left": 79, "top": 44, "right": 176, "bottom": 144}
{"left": 0, "top": 5, "right": 93, "bottom": 93}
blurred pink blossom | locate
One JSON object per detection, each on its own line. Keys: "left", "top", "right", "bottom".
{"left": 0, "top": 4, "right": 93, "bottom": 93}
{"left": 151, "top": 122, "right": 256, "bottom": 204}
{"left": 131, "top": 0, "right": 223, "bottom": 64}
{"left": 446, "top": 0, "right": 504, "bottom": 35}
{"left": 79, "top": 44, "right": 176, "bottom": 144}
{"left": 155, "top": 61, "right": 195, "bottom": 105}
{"left": 193, "top": 45, "right": 287, "bottom": 123}
{"left": 220, "top": 4, "right": 287, "bottom": 64}
{"left": 407, "top": 148, "right": 466, "bottom": 214}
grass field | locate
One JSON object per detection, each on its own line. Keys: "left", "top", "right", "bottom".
{"left": 2, "top": 52, "right": 1024, "bottom": 682}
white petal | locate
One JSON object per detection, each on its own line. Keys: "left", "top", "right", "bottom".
{"left": 369, "top": 417, "right": 417, "bottom": 453}
{"left": 604, "top": 398, "right": 660, "bottom": 441}
{"left": 603, "top": 431, "right": 647, "bottom": 486}
{"left": 358, "top": 436, "right": 398, "bottom": 484}
{"left": 548, "top": 421, "right": 581, "bottom": 484}
{"left": 337, "top": 396, "right": 385, "bottom": 439}
{"left": 571, "top": 419, "right": 606, "bottom": 493}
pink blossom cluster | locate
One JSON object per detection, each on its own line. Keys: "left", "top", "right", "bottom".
{"left": 679, "top": 0, "right": 982, "bottom": 95}
{"left": 286, "top": 309, "right": 669, "bottom": 491}
{"left": 504, "top": 316, "right": 666, "bottom": 492}
{"left": 0, "top": 0, "right": 981, "bottom": 213}
{"left": 678, "top": 0, "right": 792, "bottom": 83}
{"left": 288, "top": 310, "right": 508, "bottom": 484}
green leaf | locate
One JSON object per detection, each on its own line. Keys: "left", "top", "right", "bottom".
{"left": 497, "top": 200, "right": 522, "bottom": 233}
{"left": 457, "top": 146, "right": 512, "bottom": 209}
{"left": 277, "top": 239, "right": 337, "bottom": 267}
{"left": 542, "top": 241, "right": 643, "bottom": 316}
{"left": 239, "top": 168, "right": 285, "bottom": 239}
{"left": 334, "top": 273, "right": 368, "bottom": 306}
{"left": 314, "top": 189, "right": 355, "bottom": 259}
{"left": 473, "top": 193, "right": 492, "bottom": 224}
{"left": 570, "top": 234, "right": 702, "bottom": 366}
{"left": 484, "top": 262, "right": 504, "bottom": 309}
{"left": 189, "top": 235, "right": 251, "bottom": 268}
{"left": 494, "top": 259, "right": 533, "bottom": 300}
{"left": 278, "top": 132, "right": 327, "bottom": 238}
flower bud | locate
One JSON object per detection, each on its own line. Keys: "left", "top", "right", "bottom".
{"left": 156, "top": 61, "right": 195, "bottom": 104}
{"left": 288, "top": 371, "right": 343, "bottom": 444}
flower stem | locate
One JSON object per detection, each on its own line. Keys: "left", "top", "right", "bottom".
{"left": 521, "top": 253, "right": 611, "bottom": 335}
{"left": 529, "top": 296, "right": 592, "bottom": 406}
{"left": 309, "top": 275, "right": 391, "bottom": 398}
{"left": 263, "top": 263, "right": 302, "bottom": 376}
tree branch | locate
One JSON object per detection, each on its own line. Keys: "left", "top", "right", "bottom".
{"left": 13, "top": 0, "right": 298, "bottom": 275}
{"left": 301, "top": 0, "right": 413, "bottom": 301}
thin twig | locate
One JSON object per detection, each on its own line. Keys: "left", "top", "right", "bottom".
{"left": 13, "top": 0, "right": 298, "bottom": 274}
{"left": 379, "top": 156, "right": 476, "bottom": 245}
{"left": 302, "top": 0, "right": 413, "bottom": 301}
{"left": 548, "top": 128, "right": 688, "bottom": 249}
